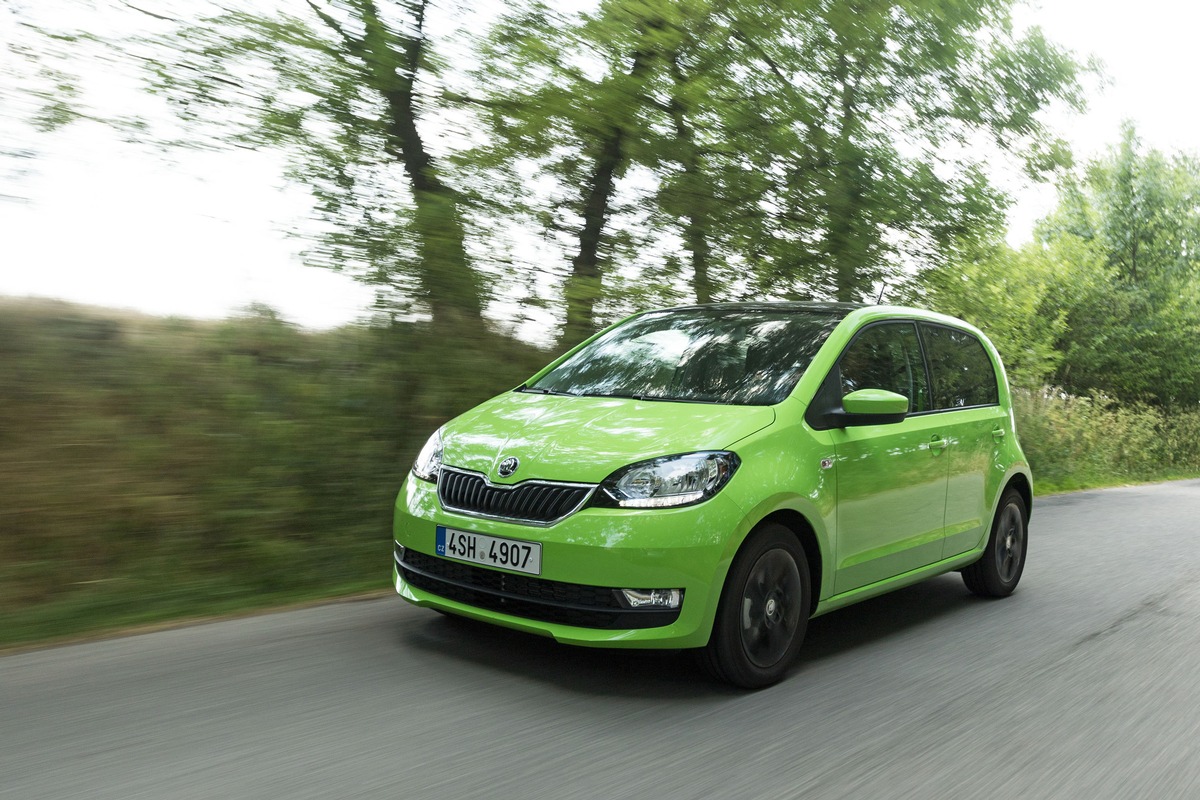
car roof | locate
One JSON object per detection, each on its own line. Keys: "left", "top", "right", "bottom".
{"left": 652, "top": 301, "right": 867, "bottom": 315}
{"left": 639, "top": 301, "right": 986, "bottom": 338}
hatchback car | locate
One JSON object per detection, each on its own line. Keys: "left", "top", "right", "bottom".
{"left": 393, "top": 303, "right": 1031, "bottom": 688}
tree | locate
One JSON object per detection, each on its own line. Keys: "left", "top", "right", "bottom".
{"left": 732, "top": 0, "right": 1086, "bottom": 302}
{"left": 48, "top": 0, "right": 490, "bottom": 331}
{"left": 469, "top": 1, "right": 680, "bottom": 346}
{"left": 915, "top": 225, "right": 1122, "bottom": 387}
{"left": 17, "top": 0, "right": 1087, "bottom": 345}
{"left": 472, "top": 0, "right": 1087, "bottom": 345}
{"left": 1029, "top": 124, "right": 1200, "bottom": 405}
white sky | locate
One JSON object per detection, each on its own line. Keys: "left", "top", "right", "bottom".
{"left": 1005, "top": 0, "right": 1200, "bottom": 238}
{"left": 2, "top": 0, "right": 1199, "bottom": 329}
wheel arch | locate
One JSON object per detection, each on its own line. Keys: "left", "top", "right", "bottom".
{"left": 1004, "top": 471, "right": 1033, "bottom": 519}
{"left": 753, "top": 509, "right": 822, "bottom": 615}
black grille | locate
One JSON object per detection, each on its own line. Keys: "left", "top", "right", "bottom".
{"left": 397, "top": 546, "right": 681, "bottom": 630}
{"left": 438, "top": 467, "right": 592, "bottom": 524}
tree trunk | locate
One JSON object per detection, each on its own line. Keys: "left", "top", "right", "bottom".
{"left": 562, "top": 128, "right": 625, "bottom": 348}
{"left": 826, "top": 56, "right": 867, "bottom": 303}
{"left": 359, "top": 0, "right": 484, "bottom": 331}
{"left": 382, "top": 86, "right": 484, "bottom": 329}
{"left": 669, "top": 55, "right": 713, "bottom": 305}
{"left": 561, "top": 49, "right": 654, "bottom": 348}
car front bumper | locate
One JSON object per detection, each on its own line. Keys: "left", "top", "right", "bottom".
{"left": 392, "top": 475, "right": 749, "bottom": 649}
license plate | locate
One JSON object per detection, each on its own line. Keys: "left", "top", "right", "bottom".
{"left": 436, "top": 526, "right": 542, "bottom": 575}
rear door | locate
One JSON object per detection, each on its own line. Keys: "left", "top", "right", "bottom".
{"left": 918, "top": 323, "right": 1006, "bottom": 559}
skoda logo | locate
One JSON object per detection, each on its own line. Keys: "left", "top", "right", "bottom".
{"left": 497, "top": 456, "right": 520, "bottom": 478}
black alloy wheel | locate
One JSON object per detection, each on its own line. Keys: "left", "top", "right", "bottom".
{"left": 962, "top": 488, "right": 1028, "bottom": 598}
{"left": 700, "top": 523, "right": 811, "bottom": 689}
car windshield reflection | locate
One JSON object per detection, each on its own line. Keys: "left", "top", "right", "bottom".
{"left": 526, "top": 306, "right": 847, "bottom": 406}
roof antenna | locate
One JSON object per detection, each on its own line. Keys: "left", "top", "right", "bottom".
{"left": 876, "top": 282, "right": 888, "bottom": 304}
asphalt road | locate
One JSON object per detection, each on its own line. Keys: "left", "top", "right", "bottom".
{"left": 4, "top": 480, "right": 1200, "bottom": 799}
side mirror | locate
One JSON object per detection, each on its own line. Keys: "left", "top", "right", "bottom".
{"left": 843, "top": 388, "right": 909, "bottom": 416}
{"left": 830, "top": 388, "right": 909, "bottom": 427}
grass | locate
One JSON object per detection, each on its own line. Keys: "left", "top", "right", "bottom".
{"left": 0, "top": 577, "right": 390, "bottom": 652}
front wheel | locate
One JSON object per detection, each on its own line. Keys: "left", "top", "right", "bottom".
{"left": 962, "top": 488, "right": 1028, "bottom": 597}
{"left": 699, "top": 524, "right": 811, "bottom": 689}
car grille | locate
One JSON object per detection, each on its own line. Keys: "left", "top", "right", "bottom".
{"left": 437, "top": 467, "right": 593, "bottom": 525}
{"left": 396, "top": 546, "right": 681, "bottom": 630}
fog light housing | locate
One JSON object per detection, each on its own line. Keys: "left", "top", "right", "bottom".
{"left": 619, "top": 588, "right": 682, "bottom": 609}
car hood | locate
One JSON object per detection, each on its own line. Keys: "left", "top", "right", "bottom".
{"left": 441, "top": 391, "right": 775, "bottom": 484}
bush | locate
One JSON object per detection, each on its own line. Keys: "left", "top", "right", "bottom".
{"left": 1014, "top": 388, "right": 1200, "bottom": 492}
{"left": 0, "top": 299, "right": 549, "bottom": 644}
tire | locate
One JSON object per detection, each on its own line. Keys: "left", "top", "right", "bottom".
{"left": 962, "top": 488, "right": 1028, "bottom": 598}
{"left": 699, "top": 523, "right": 811, "bottom": 689}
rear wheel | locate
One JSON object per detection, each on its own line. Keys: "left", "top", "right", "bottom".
{"left": 962, "top": 488, "right": 1027, "bottom": 597}
{"left": 700, "top": 524, "right": 810, "bottom": 689}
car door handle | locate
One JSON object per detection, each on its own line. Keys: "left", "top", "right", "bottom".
{"left": 992, "top": 428, "right": 1006, "bottom": 441}
{"left": 929, "top": 436, "right": 948, "bottom": 453}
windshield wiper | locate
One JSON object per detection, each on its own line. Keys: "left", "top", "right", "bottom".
{"left": 522, "top": 387, "right": 721, "bottom": 404}
{"left": 517, "top": 386, "right": 578, "bottom": 397}
{"left": 585, "top": 391, "right": 661, "bottom": 401}
{"left": 586, "top": 391, "right": 734, "bottom": 405}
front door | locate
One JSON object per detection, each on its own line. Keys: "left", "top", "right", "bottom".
{"left": 828, "top": 322, "right": 950, "bottom": 594}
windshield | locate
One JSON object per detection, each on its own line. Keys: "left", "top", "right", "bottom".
{"left": 526, "top": 307, "right": 845, "bottom": 405}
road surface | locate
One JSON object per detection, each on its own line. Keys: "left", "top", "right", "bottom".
{"left": 3, "top": 480, "right": 1200, "bottom": 798}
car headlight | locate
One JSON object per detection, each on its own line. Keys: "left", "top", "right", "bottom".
{"left": 596, "top": 451, "right": 740, "bottom": 508}
{"left": 412, "top": 428, "right": 444, "bottom": 483}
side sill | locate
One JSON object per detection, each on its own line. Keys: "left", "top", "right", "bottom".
{"left": 811, "top": 549, "right": 983, "bottom": 619}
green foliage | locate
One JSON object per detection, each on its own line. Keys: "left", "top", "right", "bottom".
{"left": 918, "top": 125, "right": 1200, "bottom": 407}
{"left": 1015, "top": 389, "right": 1200, "bottom": 493}
{"left": 1038, "top": 124, "right": 1200, "bottom": 405}
{"left": 10, "top": 0, "right": 1085, "bottom": 341}
{"left": 1054, "top": 276, "right": 1200, "bottom": 406}
{"left": 915, "top": 232, "right": 1108, "bottom": 388}
{"left": 0, "top": 299, "right": 547, "bottom": 645}
{"left": 466, "top": 0, "right": 1087, "bottom": 332}
{"left": 1048, "top": 123, "right": 1200, "bottom": 285}
{"left": 128, "top": 1, "right": 487, "bottom": 328}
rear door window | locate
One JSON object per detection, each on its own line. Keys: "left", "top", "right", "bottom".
{"left": 919, "top": 324, "right": 999, "bottom": 409}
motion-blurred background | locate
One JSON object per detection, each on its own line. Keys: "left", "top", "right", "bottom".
{"left": 3, "top": 0, "right": 1199, "bottom": 646}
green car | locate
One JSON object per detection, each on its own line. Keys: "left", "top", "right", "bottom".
{"left": 393, "top": 303, "right": 1031, "bottom": 688}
